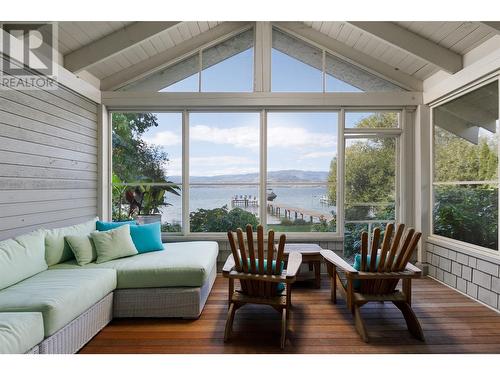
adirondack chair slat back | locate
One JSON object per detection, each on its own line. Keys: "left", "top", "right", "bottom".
{"left": 358, "top": 223, "right": 421, "bottom": 295}
{"left": 227, "top": 224, "right": 286, "bottom": 298}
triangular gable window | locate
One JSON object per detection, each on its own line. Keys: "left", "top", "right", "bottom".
{"left": 120, "top": 28, "right": 254, "bottom": 92}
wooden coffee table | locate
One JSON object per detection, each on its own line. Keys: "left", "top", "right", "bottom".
{"left": 279, "top": 244, "right": 323, "bottom": 289}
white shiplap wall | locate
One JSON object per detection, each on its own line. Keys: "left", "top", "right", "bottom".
{"left": 0, "top": 58, "right": 99, "bottom": 240}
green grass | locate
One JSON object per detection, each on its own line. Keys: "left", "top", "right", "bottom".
{"left": 267, "top": 224, "right": 314, "bottom": 232}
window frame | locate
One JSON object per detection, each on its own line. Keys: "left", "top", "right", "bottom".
{"left": 429, "top": 76, "right": 500, "bottom": 256}
{"left": 109, "top": 106, "right": 407, "bottom": 241}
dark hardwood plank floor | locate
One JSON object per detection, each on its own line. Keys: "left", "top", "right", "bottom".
{"left": 80, "top": 275, "right": 500, "bottom": 354}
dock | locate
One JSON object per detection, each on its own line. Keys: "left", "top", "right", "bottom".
{"left": 267, "top": 202, "right": 334, "bottom": 223}
{"left": 231, "top": 195, "right": 258, "bottom": 208}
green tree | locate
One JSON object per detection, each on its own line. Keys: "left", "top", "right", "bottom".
{"left": 434, "top": 126, "right": 497, "bottom": 182}
{"left": 190, "top": 206, "right": 259, "bottom": 232}
{"left": 111, "top": 113, "right": 180, "bottom": 221}
{"left": 327, "top": 113, "right": 397, "bottom": 257}
{"left": 112, "top": 113, "right": 168, "bottom": 182}
{"left": 328, "top": 113, "right": 397, "bottom": 220}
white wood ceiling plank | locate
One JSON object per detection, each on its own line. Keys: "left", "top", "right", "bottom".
{"left": 177, "top": 22, "right": 193, "bottom": 40}
{"left": 168, "top": 26, "right": 184, "bottom": 45}
{"left": 198, "top": 21, "right": 210, "bottom": 33}
{"left": 450, "top": 25, "right": 492, "bottom": 53}
{"left": 439, "top": 22, "right": 480, "bottom": 49}
{"left": 187, "top": 21, "right": 201, "bottom": 37}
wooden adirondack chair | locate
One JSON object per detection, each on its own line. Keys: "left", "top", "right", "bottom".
{"left": 222, "top": 224, "right": 302, "bottom": 349}
{"left": 321, "top": 223, "right": 424, "bottom": 342}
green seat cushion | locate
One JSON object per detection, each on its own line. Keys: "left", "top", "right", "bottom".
{"left": 51, "top": 241, "right": 218, "bottom": 289}
{"left": 44, "top": 217, "right": 98, "bottom": 266}
{"left": 0, "top": 230, "right": 47, "bottom": 290}
{"left": 0, "top": 312, "right": 44, "bottom": 354}
{"left": 0, "top": 269, "right": 116, "bottom": 337}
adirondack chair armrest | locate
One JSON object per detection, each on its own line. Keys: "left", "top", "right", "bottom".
{"left": 222, "top": 253, "right": 236, "bottom": 276}
{"left": 405, "top": 262, "right": 422, "bottom": 275}
{"left": 320, "top": 250, "right": 358, "bottom": 275}
{"left": 286, "top": 252, "right": 302, "bottom": 279}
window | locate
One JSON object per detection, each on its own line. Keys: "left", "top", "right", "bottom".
{"left": 201, "top": 29, "right": 254, "bottom": 92}
{"left": 111, "top": 109, "right": 404, "bottom": 240}
{"left": 325, "top": 53, "right": 403, "bottom": 92}
{"left": 266, "top": 112, "right": 338, "bottom": 232}
{"left": 272, "top": 29, "right": 323, "bottom": 92}
{"left": 343, "top": 111, "right": 400, "bottom": 258}
{"left": 112, "top": 112, "right": 183, "bottom": 232}
{"left": 432, "top": 80, "right": 499, "bottom": 251}
{"left": 119, "top": 28, "right": 254, "bottom": 92}
{"left": 271, "top": 27, "right": 405, "bottom": 93}
{"left": 189, "top": 112, "right": 260, "bottom": 232}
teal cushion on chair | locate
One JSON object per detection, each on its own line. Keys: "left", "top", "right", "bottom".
{"left": 242, "top": 258, "right": 285, "bottom": 293}
{"left": 129, "top": 222, "right": 164, "bottom": 253}
{"left": 352, "top": 254, "right": 380, "bottom": 289}
{"left": 96, "top": 220, "right": 137, "bottom": 231}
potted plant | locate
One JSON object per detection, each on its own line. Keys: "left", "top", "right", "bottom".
{"left": 125, "top": 179, "right": 181, "bottom": 224}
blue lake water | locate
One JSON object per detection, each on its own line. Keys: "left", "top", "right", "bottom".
{"left": 160, "top": 185, "right": 336, "bottom": 225}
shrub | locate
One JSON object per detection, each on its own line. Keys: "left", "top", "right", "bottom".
{"left": 190, "top": 206, "right": 259, "bottom": 232}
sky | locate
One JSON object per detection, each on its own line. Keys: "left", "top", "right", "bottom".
{"left": 140, "top": 46, "right": 386, "bottom": 177}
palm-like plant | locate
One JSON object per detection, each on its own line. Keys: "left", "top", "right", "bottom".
{"left": 125, "top": 178, "right": 180, "bottom": 217}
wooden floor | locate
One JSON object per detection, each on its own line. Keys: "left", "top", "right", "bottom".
{"left": 81, "top": 275, "right": 500, "bottom": 354}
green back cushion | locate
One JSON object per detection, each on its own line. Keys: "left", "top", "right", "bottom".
{"left": 0, "top": 230, "right": 47, "bottom": 290}
{"left": 44, "top": 217, "right": 98, "bottom": 266}
{"left": 65, "top": 234, "right": 97, "bottom": 266}
{"left": 91, "top": 225, "right": 138, "bottom": 264}
{"left": 242, "top": 258, "right": 285, "bottom": 293}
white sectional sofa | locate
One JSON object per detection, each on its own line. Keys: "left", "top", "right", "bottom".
{"left": 0, "top": 218, "right": 218, "bottom": 354}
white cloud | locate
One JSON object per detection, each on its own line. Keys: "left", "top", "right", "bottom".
{"left": 267, "top": 126, "right": 336, "bottom": 149}
{"left": 191, "top": 125, "right": 259, "bottom": 149}
{"left": 143, "top": 130, "right": 181, "bottom": 146}
{"left": 146, "top": 123, "right": 336, "bottom": 152}
{"left": 190, "top": 156, "right": 258, "bottom": 176}
{"left": 189, "top": 123, "right": 336, "bottom": 151}
{"left": 301, "top": 151, "right": 337, "bottom": 159}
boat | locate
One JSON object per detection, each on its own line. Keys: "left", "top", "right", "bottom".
{"left": 267, "top": 189, "right": 277, "bottom": 201}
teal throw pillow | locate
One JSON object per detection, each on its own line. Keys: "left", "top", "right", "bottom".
{"left": 129, "top": 222, "right": 164, "bottom": 253}
{"left": 96, "top": 220, "right": 137, "bottom": 231}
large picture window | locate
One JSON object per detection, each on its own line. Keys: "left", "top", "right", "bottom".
{"left": 266, "top": 112, "right": 338, "bottom": 232}
{"left": 111, "top": 112, "right": 183, "bottom": 232}
{"left": 111, "top": 109, "right": 403, "bottom": 241}
{"left": 432, "top": 80, "right": 499, "bottom": 251}
{"left": 342, "top": 112, "right": 400, "bottom": 257}
{"left": 189, "top": 112, "right": 260, "bottom": 232}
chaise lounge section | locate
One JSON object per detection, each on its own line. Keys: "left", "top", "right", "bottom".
{"left": 0, "top": 218, "right": 218, "bottom": 354}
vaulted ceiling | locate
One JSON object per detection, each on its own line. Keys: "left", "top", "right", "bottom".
{"left": 55, "top": 21, "right": 500, "bottom": 91}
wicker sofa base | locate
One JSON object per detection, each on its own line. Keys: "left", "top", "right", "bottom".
{"left": 39, "top": 293, "right": 113, "bottom": 354}
{"left": 113, "top": 264, "right": 217, "bottom": 319}
{"left": 25, "top": 345, "right": 40, "bottom": 354}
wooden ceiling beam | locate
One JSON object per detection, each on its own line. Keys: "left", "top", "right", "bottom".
{"left": 348, "top": 21, "right": 463, "bottom": 74}
{"left": 64, "top": 21, "right": 180, "bottom": 73}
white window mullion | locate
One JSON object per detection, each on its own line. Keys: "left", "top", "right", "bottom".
{"left": 259, "top": 109, "right": 268, "bottom": 229}
{"left": 337, "top": 108, "right": 345, "bottom": 236}
{"left": 182, "top": 110, "right": 190, "bottom": 235}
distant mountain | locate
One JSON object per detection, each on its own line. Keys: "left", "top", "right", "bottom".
{"left": 169, "top": 170, "right": 329, "bottom": 184}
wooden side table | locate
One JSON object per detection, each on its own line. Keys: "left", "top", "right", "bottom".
{"left": 281, "top": 244, "right": 323, "bottom": 289}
